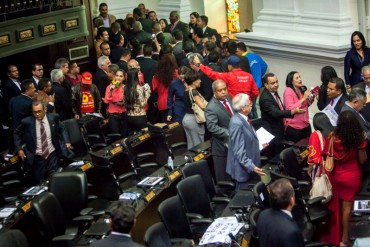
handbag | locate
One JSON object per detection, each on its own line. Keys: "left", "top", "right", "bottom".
{"left": 358, "top": 149, "right": 367, "bottom": 165}
{"left": 189, "top": 89, "right": 208, "bottom": 124}
{"left": 325, "top": 136, "right": 334, "bottom": 172}
{"left": 309, "top": 131, "right": 332, "bottom": 203}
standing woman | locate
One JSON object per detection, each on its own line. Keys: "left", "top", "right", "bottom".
{"left": 189, "top": 12, "right": 199, "bottom": 35}
{"left": 124, "top": 68, "right": 151, "bottom": 134}
{"left": 159, "top": 19, "right": 168, "bottom": 32}
{"left": 283, "top": 71, "right": 313, "bottom": 143}
{"left": 104, "top": 69, "right": 128, "bottom": 137}
{"left": 167, "top": 66, "right": 189, "bottom": 123}
{"left": 317, "top": 66, "right": 338, "bottom": 110}
{"left": 182, "top": 70, "right": 207, "bottom": 149}
{"left": 152, "top": 53, "right": 178, "bottom": 122}
{"left": 320, "top": 111, "right": 367, "bottom": 247}
{"left": 344, "top": 31, "right": 370, "bottom": 87}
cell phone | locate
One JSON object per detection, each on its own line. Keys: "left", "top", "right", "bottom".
{"left": 151, "top": 34, "right": 156, "bottom": 40}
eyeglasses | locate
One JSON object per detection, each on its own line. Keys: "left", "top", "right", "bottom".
{"left": 364, "top": 77, "right": 370, "bottom": 81}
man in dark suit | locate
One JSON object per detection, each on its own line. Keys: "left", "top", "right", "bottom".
{"left": 354, "top": 65, "right": 370, "bottom": 121}
{"left": 172, "top": 30, "right": 183, "bottom": 56}
{"left": 94, "top": 55, "right": 112, "bottom": 97}
{"left": 30, "top": 63, "right": 44, "bottom": 88}
{"left": 197, "top": 15, "right": 218, "bottom": 38}
{"left": 220, "top": 41, "right": 250, "bottom": 73}
{"left": 51, "top": 69, "right": 73, "bottom": 121}
{"left": 205, "top": 80, "right": 234, "bottom": 182}
{"left": 132, "top": 21, "right": 152, "bottom": 45}
{"left": 14, "top": 100, "right": 70, "bottom": 184}
{"left": 116, "top": 48, "right": 131, "bottom": 73}
{"left": 2, "top": 65, "right": 21, "bottom": 127}
{"left": 259, "top": 73, "right": 304, "bottom": 156}
{"left": 325, "top": 77, "right": 348, "bottom": 114}
{"left": 9, "top": 79, "right": 36, "bottom": 129}
{"left": 166, "top": 11, "right": 189, "bottom": 41}
{"left": 257, "top": 178, "right": 305, "bottom": 247}
{"left": 153, "top": 22, "right": 172, "bottom": 46}
{"left": 90, "top": 201, "right": 144, "bottom": 247}
{"left": 136, "top": 44, "right": 158, "bottom": 86}
{"left": 133, "top": 7, "right": 153, "bottom": 34}
{"left": 226, "top": 93, "right": 266, "bottom": 190}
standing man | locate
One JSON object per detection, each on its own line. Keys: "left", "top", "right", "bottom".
{"left": 257, "top": 178, "right": 305, "bottom": 247}
{"left": 71, "top": 72, "right": 102, "bottom": 119}
{"left": 354, "top": 65, "right": 370, "bottom": 121}
{"left": 2, "top": 65, "right": 21, "bottom": 127}
{"left": 90, "top": 202, "right": 143, "bottom": 247}
{"left": 98, "top": 3, "right": 116, "bottom": 28}
{"left": 14, "top": 101, "right": 71, "bottom": 184}
{"left": 166, "top": 11, "right": 189, "bottom": 41}
{"left": 205, "top": 80, "right": 234, "bottom": 182}
{"left": 226, "top": 93, "right": 266, "bottom": 191}
{"left": 94, "top": 55, "right": 112, "bottom": 97}
{"left": 259, "top": 73, "right": 304, "bottom": 156}
{"left": 197, "top": 15, "right": 218, "bottom": 38}
{"left": 9, "top": 79, "right": 36, "bottom": 129}
{"left": 133, "top": 8, "right": 152, "bottom": 34}
{"left": 30, "top": 63, "right": 44, "bottom": 88}
{"left": 326, "top": 77, "right": 348, "bottom": 114}
{"left": 95, "top": 28, "right": 110, "bottom": 58}
{"left": 192, "top": 55, "right": 259, "bottom": 99}
{"left": 51, "top": 69, "right": 73, "bottom": 121}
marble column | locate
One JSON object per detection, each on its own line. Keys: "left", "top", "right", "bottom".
{"left": 237, "top": 0, "right": 358, "bottom": 115}
{"left": 156, "top": 0, "right": 192, "bottom": 21}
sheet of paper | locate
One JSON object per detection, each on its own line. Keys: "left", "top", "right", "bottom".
{"left": 321, "top": 104, "right": 338, "bottom": 126}
{"left": 256, "top": 127, "right": 275, "bottom": 151}
{"left": 199, "top": 217, "right": 244, "bottom": 245}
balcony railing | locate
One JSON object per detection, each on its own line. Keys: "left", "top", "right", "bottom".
{"left": 0, "top": 0, "right": 82, "bottom": 22}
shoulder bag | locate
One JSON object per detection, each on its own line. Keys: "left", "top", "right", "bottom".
{"left": 309, "top": 131, "right": 332, "bottom": 203}
{"left": 189, "top": 89, "right": 208, "bottom": 124}
{"left": 358, "top": 149, "right": 367, "bottom": 165}
{"left": 325, "top": 136, "right": 334, "bottom": 172}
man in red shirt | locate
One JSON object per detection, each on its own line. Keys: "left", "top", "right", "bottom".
{"left": 191, "top": 55, "right": 259, "bottom": 99}
{"left": 71, "top": 72, "right": 102, "bottom": 119}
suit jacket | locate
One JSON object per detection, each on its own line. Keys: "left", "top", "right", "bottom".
{"left": 132, "top": 30, "right": 152, "bottom": 44}
{"left": 226, "top": 113, "right": 260, "bottom": 182}
{"left": 172, "top": 41, "right": 183, "bottom": 55}
{"left": 203, "top": 26, "right": 218, "bottom": 37}
{"left": 116, "top": 60, "right": 128, "bottom": 72}
{"left": 259, "top": 88, "right": 293, "bottom": 140}
{"left": 89, "top": 234, "right": 144, "bottom": 247}
{"left": 139, "top": 17, "right": 154, "bottom": 34}
{"left": 2, "top": 78, "right": 21, "bottom": 125}
{"left": 205, "top": 96, "right": 234, "bottom": 156}
{"left": 344, "top": 47, "right": 370, "bottom": 86}
{"left": 51, "top": 82, "right": 73, "bottom": 121}
{"left": 257, "top": 208, "right": 305, "bottom": 247}
{"left": 136, "top": 56, "right": 158, "bottom": 86}
{"left": 333, "top": 93, "right": 348, "bottom": 114}
{"left": 9, "top": 94, "right": 33, "bottom": 129}
{"left": 94, "top": 69, "right": 111, "bottom": 97}
{"left": 165, "top": 21, "right": 189, "bottom": 41}
{"left": 341, "top": 103, "right": 370, "bottom": 138}
{"left": 13, "top": 113, "right": 70, "bottom": 168}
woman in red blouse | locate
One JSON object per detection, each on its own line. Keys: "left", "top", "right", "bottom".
{"left": 104, "top": 69, "right": 128, "bottom": 137}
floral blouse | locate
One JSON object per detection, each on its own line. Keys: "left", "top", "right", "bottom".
{"left": 126, "top": 85, "right": 150, "bottom": 116}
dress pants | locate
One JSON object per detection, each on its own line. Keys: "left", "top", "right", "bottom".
{"left": 32, "top": 151, "right": 59, "bottom": 184}
{"left": 108, "top": 113, "right": 128, "bottom": 138}
{"left": 182, "top": 113, "right": 205, "bottom": 149}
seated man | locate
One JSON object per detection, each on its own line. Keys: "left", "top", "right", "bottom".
{"left": 90, "top": 201, "right": 143, "bottom": 247}
{"left": 257, "top": 178, "right": 305, "bottom": 247}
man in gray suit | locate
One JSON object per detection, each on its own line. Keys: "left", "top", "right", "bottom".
{"left": 205, "top": 80, "right": 234, "bottom": 182}
{"left": 226, "top": 93, "right": 266, "bottom": 191}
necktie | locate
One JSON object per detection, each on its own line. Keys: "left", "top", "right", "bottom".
{"left": 274, "top": 92, "right": 283, "bottom": 110}
{"left": 247, "top": 118, "right": 254, "bottom": 130}
{"left": 330, "top": 99, "right": 334, "bottom": 106}
{"left": 223, "top": 100, "right": 233, "bottom": 116}
{"left": 40, "top": 121, "right": 49, "bottom": 159}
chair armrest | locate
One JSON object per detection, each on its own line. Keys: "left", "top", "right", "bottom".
{"left": 52, "top": 234, "right": 77, "bottom": 244}
{"left": 117, "top": 172, "right": 137, "bottom": 183}
{"left": 92, "top": 143, "right": 107, "bottom": 148}
{"left": 171, "top": 142, "right": 187, "bottom": 149}
{"left": 305, "top": 242, "right": 333, "bottom": 247}
{"left": 191, "top": 218, "right": 214, "bottom": 224}
{"left": 281, "top": 140, "right": 294, "bottom": 147}
{"left": 171, "top": 238, "right": 194, "bottom": 246}
{"left": 211, "top": 196, "right": 231, "bottom": 204}
{"left": 217, "top": 181, "right": 235, "bottom": 188}
{"left": 139, "top": 162, "right": 160, "bottom": 168}
{"left": 87, "top": 134, "right": 101, "bottom": 140}
{"left": 106, "top": 133, "right": 122, "bottom": 139}
{"left": 80, "top": 207, "right": 94, "bottom": 216}
{"left": 87, "top": 195, "right": 98, "bottom": 201}
{"left": 307, "top": 196, "right": 326, "bottom": 206}
{"left": 2, "top": 179, "right": 22, "bottom": 187}
{"left": 72, "top": 215, "right": 94, "bottom": 223}
{"left": 297, "top": 180, "right": 310, "bottom": 187}
{"left": 137, "top": 152, "right": 155, "bottom": 159}
{"left": 186, "top": 213, "right": 204, "bottom": 219}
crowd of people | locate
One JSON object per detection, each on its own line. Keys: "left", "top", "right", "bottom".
{"left": 2, "top": 2, "right": 370, "bottom": 246}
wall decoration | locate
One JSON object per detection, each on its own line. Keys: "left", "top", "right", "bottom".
{"left": 226, "top": 0, "right": 240, "bottom": 33}
{"left": 0, "top": 33, "right": 11, "bottom": 47}
{"left": 16, "top": 28, "right": 34, "bottom": 42}
{"left": 39, "top": 23, "right": 57, "bottom": 36}
{"left": 62, "top": 17, "right": 79, "bottom": 31}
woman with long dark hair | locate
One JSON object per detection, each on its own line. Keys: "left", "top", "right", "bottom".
{"left": 152, "top": 53, "right": 178, "bottom": 122}
{"left": 320, "top": 111, "right": 367, "bottom": 247}
{"left": 189, "top": 12, "right": 199, "bottom": 36}
{"left": 317, "top": 66, "right": 337, "bottom": 110}
{"left": 283, "top": 71, "right": 314, "bottom": 143}
{"left": 104, "top": 69, "right": 128, "bottom": 137}
{"left": 124, "top": 68, "right": 151, "bottom": 133}
{"left": 344, "top": 31, "right": 370, "bottom": 86}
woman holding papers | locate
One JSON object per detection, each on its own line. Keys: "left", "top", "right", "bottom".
{"left": 320, "top": 111, "right": 367, "bottom": 247}
{"left": 283, "top": 71, "right": 314, "bottom": 143}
